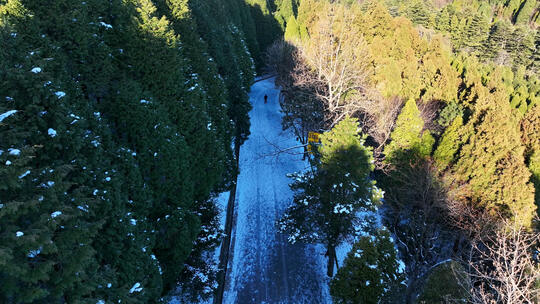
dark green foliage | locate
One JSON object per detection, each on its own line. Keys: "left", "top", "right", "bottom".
{"left": 484, "top": 20, "right": 512, "bottom": 61}
{"left": 279, "top": 117, "right": 383, "bottom": 276}
{"left": 417, "top": 260, "right": 469, "bottom": 303}
{"left": 437, "top": 101, "right": 464, "bottom": 128}
{"left": 463, "top": 13, "right": 490, "bottom": 51}
{"left": 330, "top": 229, "right": 406, "bottom": 304}
{"left": 401, "top": 0, "right": 434, "bottom": 27}
{"left": 187, "top": 0, "right": 257, "bottom": 146}
{"left": 245, "top": 0, "right": 283, "bottom": 62}
{"left": 0, "top": 0, "right": 259, "bottom": 302}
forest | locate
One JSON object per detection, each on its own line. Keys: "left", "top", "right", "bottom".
{"left": 0, "top": 0, "right": 279, "bottom": 302}
{"left": 1, "top": 0, "right": 539, "bottom": 303}
{"left": 275, "top": 0, "right": 539, "bottom": 302}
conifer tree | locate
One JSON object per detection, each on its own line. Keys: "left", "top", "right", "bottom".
{"left": 514, "top": 0, "right": 535, "bottom": 25}
{"left": 452, "top": 89, "right": 536, "bottom": 226}
{"left": 384, "top": 99, "right": 434, "bottom": 164}
{"left": 507, "top": 26, "right": 535, "bottom": 67}
{"left": 330, "top": 229, "right": 405, "bottom": 304}
{"left": 463, "top": 13, "right": 490, "bottom": 51}
{"left": 279, "top": 117, "right": 383, "bottom": 277}
{"left": 484, "top": 20, "right": 513, "bottom": 61}
{"left": 275, "top": 0, "right": 297, "bottom": 30}
{"left": 521, "top": 105, "right": 540, "bottom": 209}
{"left": 435, "top": 7, "right": 450, "bottom": 32}
{"left": 434, "top": 116, "right": 464, "bottom": 170}
{"left": 402, "top": 0, "right": 433, "bottom": 27}
{"left": 284, "top": 15, "right": 301, "bottom": 42}
{"left": 0, "top": 0, "right": 259, "bottom": 301}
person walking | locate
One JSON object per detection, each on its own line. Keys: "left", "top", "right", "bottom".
{"left": 264, "top": 94, "right": 268, "bottom": 104}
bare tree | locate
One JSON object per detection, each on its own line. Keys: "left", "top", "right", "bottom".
{"left": 384, "top": 160, "right": 459, "bottom": 302}
{"left": 358, "top": 95, "right": 403, "bottom": 159}
{"left": 464, "top": 221, "right": 540, "bottom": 304}
{"left": 301, "top": 5, "right": 373, "bottom": 128}
{"left": 266, "top": 40, "right": 326, "bottom": 159}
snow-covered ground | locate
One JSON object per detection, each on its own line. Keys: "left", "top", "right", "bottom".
{"left": 223, "top": 78, "right": 331, "bottom": 303}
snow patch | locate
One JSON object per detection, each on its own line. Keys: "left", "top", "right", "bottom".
{"left": 0, "top": 110, "right": 18, "bottom": 122}
{"left": 8, "top": 148, "right": 21, "bottom": 156}
{"left": 99, "top": 21, "right": 112, "bottom": 29}
{"left": 48, "top": 128, "right": 57, "bottom": 137}
{"left": 78, "top": 205, "right": 89, "bottom": 212}
{"left": 129, "top": 282, "right": 143, "bottom": 293}
{"left": 28, "top": 247, "right": 42, "bottom": 258}
{"left": 18, "top": 170, "right": 31, "bottom": 179}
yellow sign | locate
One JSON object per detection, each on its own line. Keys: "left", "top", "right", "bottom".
{"left": 307, "top": 132, "right": 321, "bottom": 153}
{"left": 308, "top": 131, "right": 321, "bottom": 144}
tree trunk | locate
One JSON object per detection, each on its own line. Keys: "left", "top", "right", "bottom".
{"left": 327, "top": 244, "right": 336, "bottom": 277}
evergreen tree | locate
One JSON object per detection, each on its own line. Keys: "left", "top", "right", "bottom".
{"left": 330, "top": 228, "right": 406, "bottom": 304}
{"left": 245, "top": 0, "right": 282, "bottom": 54}
{"left": 275, "top": 0, "right": 297, "bottom": 30}
{"left": 384, "top": 99, "right": 434, "bottom": 164}
{"left": 514, "top": 0, "right": 535, "bottom": 25}
{"left": 0, "top": 0, "right": 259, "bottom": 301}
{"left": 521, "top": 105, "right": 540, "bottom": 210}
{"left": 279, "top": 117, "right": 383, "bottom": 277}
{"left": 435, "top": 7, "right": 450, "bottom": 32}
{"left": 284, "top": 15, "right": 301, "bottom": 42}
{"left": 402, "top": 0, "right": 433, "bottom": 27}
{"left": 434, "top": 116, "right": 464, "bottom": 170}
{"left": 484, "top": 20, "right": 513, "bottom": 61}
{"left": 463, "top": 13, "right": 490, "bottom": 52}
{"left": 507, "top": 25, "right": 535, "bottom": 67}
{"left": 452, "top": 88, "right": 536, "bottom": 227}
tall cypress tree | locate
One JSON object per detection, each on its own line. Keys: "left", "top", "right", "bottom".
{"left": 279, "top": 117, "right": 382, "bottom": 277}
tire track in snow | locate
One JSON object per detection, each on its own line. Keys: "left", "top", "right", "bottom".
{"left": 273, "top": 180, "right": 290, "bottom": 301}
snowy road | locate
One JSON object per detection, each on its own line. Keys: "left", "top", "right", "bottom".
{"left": 223, "top": 78, "right": 330, "bottom": 304}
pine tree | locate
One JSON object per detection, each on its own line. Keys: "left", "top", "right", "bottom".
{"left": 330, "top": 229, "right": 406, "bottom": 304}
{"left": 507, "top": 25, "right": 535, "bottom": 67}
{"left": 435, "top": 7, "right": 450, "bottom": 32}
{"left": 384, "top": 99, "right": 433, "bottom": 164}
{"left": 463, "top": 13, "right": 490, "bottom": 52}
{"left": 484, "top": 20, "right": 513, "bottom": 61}
{"left": 403, "top": 0, "right": 433, "bottom": 27}
{"left": 279, "top": 117, "right": 382, "bottom": 277}
{"left": 434, "top": 116, "right": 464, "bottom": 170}
{"left": 514, "top": 0, "right": 535, "bottom": 25}
{"left": 275, "top": 0, "right": 296, "bottom": 30}
{"left": 284, "top": 15, "right": 301, "bottom": 42}
{"left": 0, "top": 0, "right": 258, "bottom": 301}
{"left": 452, "top": 88, "right": 536, "bottom": 227}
